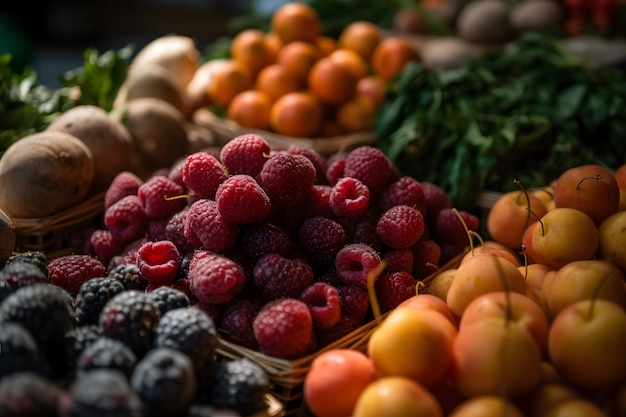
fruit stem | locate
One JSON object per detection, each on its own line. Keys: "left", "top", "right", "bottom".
{"left": 367, "top": 260, "right": 388, "bottom": 323}
{"left": 576, "top": 174, "right": 602, "bottom": 190}
{"left": 514, "top": 179, "right": 533, "bottom": 233}
{"left": 520, "top": 244, "right": 528, "bottom": 280}
{"left": 586, "top": 269, "right": 608, "bottom": 321}
{"left": 452, "top": 207, "right": 476, "bottom": 254}
{"left": 165, "top": 193, "right": 191, "bottom": 201}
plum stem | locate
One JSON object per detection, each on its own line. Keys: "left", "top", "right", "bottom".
{"left": 577, "top": 174, "right": 602, "bottom": 190}
{"left": 514, "top": 179, "right": 533, "bottom": 233}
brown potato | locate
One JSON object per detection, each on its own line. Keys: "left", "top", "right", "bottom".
{"left": 456, "top": 0, "right": 515, "bottom": 45}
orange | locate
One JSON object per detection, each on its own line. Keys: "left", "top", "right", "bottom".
{"left": 371, "top": 37, "right": 419, "bottom": 80}
{"left": 337, "top": 20, "right": 383, "bottom": 61}
{"left": 206, "top": 59, "right": 253, "bottom": 108}
{"left": 336, "top": 96, "right": 376, "bottom": 133}
{"left": 328, "top": 48, "right": 369, "bottom": 80}
{"left": 308, "top": 57, "right": 358, "bottom": 106}
{"left": 230, "top": 28, "right": 275, "bottom": 78}
{"left": 227, "top": 89, "right": 272, "bottom": 130}
{"left": 356, "top": 74, "right": 386, "bottom": 108}
{"left": 255, "top": 64, "right": 302, "bottom": 101}
{"left": 271, "top": 2, "right": 322, "bottom": 44}
{"left": 315, "top": 35, "right": 337, "bottom": 58}
{"left": 269, "top": 91, "right": 322, "bottom": 137}
{"left": 277, "top": 41, "right": 320, "bottom": 82}
{"left": 264, "top": 31, "right": 284, "bottom": 61}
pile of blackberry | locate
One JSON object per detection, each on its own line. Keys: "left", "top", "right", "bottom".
{"left": 0, "top": 251, "right": 270, "bottom": 417}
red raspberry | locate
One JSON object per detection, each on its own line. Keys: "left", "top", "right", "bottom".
{"left": 411, "top": 239, "right": 442, "bottom": 280}
{"left": 256, "top": 153, "right": 316, "bottom": 207}
{"left": 374, "top": 271, "right": 417, "bottom": 313}
{"left": 220, "top": 133, "right": 271, "bottom": 177}
{"left": 104, "top": 195, "right": 147, "bottom": 242}
{"left": 382, "top": 248, "right": 414, "bottom": 274}
{"left": 253, "top": 254, "right": 314, "bottom": 301}
{"left": 297, "top": 217, "right": 347, "bottom": 270}
{"left": 337, "top": 285, "right": 370, "bottom": 321}
{"left": 184, "top": 199, "right": 238, "bottom": 252}
{"left": 253, "top": 298, "right": 313, "bottom": 359}
{"left": 325, "top": 152, "right": 347, "bottom": 186}
{"left": 188, "top": 251, "right": 246, "bottom": 304}
{"left": 192, "top": 300, "right": 222, "bottom": 325}
{"left": 215, "top": 175, "right": 271, "bottom": 224}
{"left": 335, "top": 243, "right": 382, "bottom": 289}
{"left": 181, "top": 151, "right": 228, "bottom": 199}
{"left": 376, "top": 205, "right": 425, "bottom": 249}
{"left": 219, "top": 297, "right": 263, "bottom": 350}
{"left": 299, "top": 282, "right": 341, "bottom": 329}
{"left": 379, "top": 176, "right": 426, "bottom": 214}
{"left": 147, "top": 218, "right": 169, "bottom": 241}
{"left": 240, "top": 222, "right": 294, "bottom": 261}
{"left": 287, "top": 145, "right": 328, "bottom": 185}
{"left": 351, "top": 221, "right": 382, "bottom": 252}
{"left": 315, "top": 314, "right": 362, "bottom": 348}
{"left": 167, "top": 157, "right": 186, "bottom": 187}
{"left": 106, "top": 238, "right": 149, "bottom": 273}
{"left": 137, "top": 175, "right": 187, "bottom": 220}
{"left": 165, "top": 209, "right": 194, "bottom": 255}
{"left": 422, "top": 182, "right": 453, "bottom": 227}
{"left": 300, "top": 185, "right": 334, "bottom": 220}
{"left": 104, "top": 171, "right": 143, "bottom": 209}
{"left": 136, "top": 240, "right": 180, "bottom": 285}
{"left": 88, "top": 229, "right": 126, "bottom": 267}
{"left": 48, "top": 255, "right": 106, "bottom": 296}
{"left": 343, "top": 146, "right": 391, "bottom": 195}
{"left": 330, "top": 177, "right": 370, "bottom": 219}
{"left": 316, "top": 269, "right": 343, "bottom": 288}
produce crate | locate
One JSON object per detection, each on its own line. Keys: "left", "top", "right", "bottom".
{"left": 215, "top": 250, "right": 467, "bottom": 416}
{"left": 193, "top": 109, "right": 379, "bottom": 156}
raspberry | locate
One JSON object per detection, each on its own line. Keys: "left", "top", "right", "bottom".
{"left": 106, "top": 238, "right": 149, "bottom": 272}
{"left": 75, "top": 277, "right": 126, "bottom": 325}
{"left": 216, "top": 174, "right": 271, "bottom": 224}
{"left": 182, "top": 151, "right": 229, "bottom": 199}
{"left": 287, "top": 144, "right": 328, "bottom": 185}
{"left": 256, "top": 153, "right": 316, "bottom": 207}
{"left": 253, "top": 298, "right": 313, "bottom": 359}
{"left": 184, "top": 199, "right": 238, "bottom": 252}
{"left": 411, "top": 239, "right": 442, "bottom": 280}
{"left": 136, "top": 240, "right": 180, "bottom": 285}
{"left": 300, "top": 184, "right": 334, "bottom": 219}
{"left": 48, "top": 255, "right": 107, "bottom": 296}
{"left": 0, "top": 372, "right": 63, "bottom": 416}
{"left": 376, "top": 205, "right": 425, "bottom": 249}
{"left": 220, "top": 133, "right": 271, "bottom": 177}
{"left": 299, "top": 282, "right": 341, "bottom": 329}
{"left": 165, "top": 209, "right": 195, "bottom": 255}
{"left": 188, "top": 251, "right": 246, "bottom": 304}
{"left": 240, "top": 222, "right": 294, "bottom": 261}
{"left": 297, "top": 216, "right": 347, "bottom": 270}
{"left": 422, "top": 181, "right": 453, "bottom": 227}
{"left": 104, "top": 195, "right": 147, "bottom": 242}
{"left": 147, "top": 285, "right": 190, "bottom": 315}
{"left": 382, "top": 248, "right": 414, "bottom": 274}
{"left": 167, "top": 157, "right": 186, "bottom": 187}
{"left": 315, "top": 314, "right": 363, "bottom": 347}
{"left": 219, "top": 297, "right": 262, "bottom": 350}
{"left": 375, "top": 271, "right": 417, "bottom": 313}
{"left": 379, "top": 176, "right": 426, "bottom": 213}
{"left": 0, "top": 261, "right": 48, "bottom": 304}
{"left": 343, "top": 146, "right": 391, "bottom": 195}
{"left": 253, "top": 253, "right": 314, "bottom": 301}
{"left": 325, "top": 152, "right": 347, "bottom": 185}
{"left": 88, "top": 229, "right": 126, "bottom": 267}
{"left": 335, "top": 243, "right": 382, "bottom": 288}
{"left": 433, "top": 207, "right": 479, "bottom": 249}
{"left": 192, "top": 301, "right": 222, "bottom": 326}
{"left": 351, "top": 221, "right": 383, "bottom": 251}
{"left": 107, "top": 262, "right": 147, "bottom": 291}
{"left": 104, "top": 171, "right": 143, "bottom": 209}
{"left": 330, "top": 176, "right": 370, "bottom": 218}
{"left": 146, "top": 217, "right": 169, "bottom": 241}
{"left": 337, "top": 285, "right": 370, "bottom": 322}
{"left": 0, "top": 322, "right": 39, "bottom": 376}
{"left": 137, "top": 175, "right": 187, "bottom": 219}
{"left": 75, "top": 336, "right": 137, "bottom": 378}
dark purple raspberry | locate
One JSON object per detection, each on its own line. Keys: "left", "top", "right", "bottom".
{"left": 107, "top": 238, "right": 149, "bottom": 272}
{"left": 182, "top": 151, "right": 229, "bottom": 199}
{"left": 253, "top": 253, "right": 314, "bottom": 301}
{"left": 375, "top": 271, "right": 417, "bottom": 313}
{"left": 330, "top": 176, "right": 370, "bottom": 218}
{"left": 216, "top": 174, "right": 271, "bottom": 224}
{"left": 0, "top": 261, "right": 48, "bottom": 304}
{"left": 75, "top": 336, "right": 137, "bottom": 378}
{"left": 287, "top": 144, "right": 328, "bottom": 185}
{"left": 337, "top": 285, "right": 370, "bottom": 322}
{"left": 165, "top": 209, "right": 195, "bottom": 255}
{"left": 188, "top": 251, "right": 246, "bottom": 304}
{"left": 131, "top": 347, "right": 196, "bottom": 416}
{"left": 137, "top": 175, "right": 187, "bottom": 220}
{"left": 315, "top": 314, "right": 362, "bottom": 348}
{"left": 377, "top": 205, "right": 425, "bottom": 249}
{"left": 297, "top": 217, "right": 347, "bottom": 270}
{"left": 99, "top": 290, "right": 161, "bottom": 357}
{"left": 299, "top": 282, "right": 341, "bottom": 329}
{"left": 240, "top": 222, "right": 294, "bottom": 261}
{"left": 104, "top": 195, "right": 147, "bottom": 242}
{"left": 136, "top": 240, "right": 180, "bottom": 285}
{"left": 192, "top": 301, "right": 222, "bottom": 326}
{"left": 167, "top": 157, "right": 186, "bottom": 187}
{"left": 0, "top": 322, "right": 40, "bottom": 376}
{"left": 382, "top": 248, "right": 414, "bottom": 274}
{"left": 335, "top": 243, "right": 382, "bottom": 289}
{"left": 220, "top": 133, "right": 271, "bottom": 177}
{"left": 63, "top": 325, "right": 103, "bottom": 373}
{"left": 325, "top": 152, "right": 347, "bottom": 185}
{"left": 422, "top": 181, "right": 453, "bottom": 227}
{"left": 107, "top": 263, "right": 147, "bottom": 291}
{"left": 379, "top": 176, "right": 426, "bottom": 214}
{"left": 300, "top": 184, "right": 334, "bottom": 219}
{"left": 351, "top": 221, "right": 383, "bottom": 252}
{"left": 0, "top": 372, "right": 62, "bottom": 417}
{"left": 316, "top": 268, "right": 343, "bottom": 287}
{"left": 146, "top": 218, "right": 169, "bottom": 241}
{"left": 253, "top": 298, "right": 313, "bottom": 359}
{"left": 75, "top": 276, "right": 126, "bottom": 325}
{"left": 184, "top": 199, "right": 238, "bottom": 252}
{"left": 104, "top": 171, "right": 143, "bottom": 209}
{"left": 48, "top": 254, "right": 107, "bottom": 296}
{"left": 433, "top": 208, "right": 479, "bottom": 250}
{"left": 147, "top": 285, "right": 190, "bottom": 315}
{"left": 88, "top": 229, "right": 126, "bottom": 267}
{"left": 411, "top": 239, "right": 442, "bottom": 280}
{"left": 256, "top": 153, "right": 316, "bottom": 207}
{"left": 343, "top": 146, "right": 391, "bottom": 195}
{"left": 218, "top": 297, "right": 263, "bottom": 350}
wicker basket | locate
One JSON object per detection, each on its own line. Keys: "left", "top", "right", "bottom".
{"left": 193, "top": 109, "right": 379, "bottom": 156}
{"left": 215, "top": 250, "right": 467, "bottom": 417}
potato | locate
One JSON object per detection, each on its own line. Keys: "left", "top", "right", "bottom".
{"left": 0, "top": 208, "right": 16, "bottom": 265}
{"left": 0, "top": 131, "right": 94, "bottom": 218}
{"left": 46, "top": 105, "right": 135, "bottom": 193}
{"left": 186, "top": 59, "right": 230, "bottom": 113}
{"left": 456, "top": 0, "right": 515, "bottom": 45}
{"left": 510, "top": 0, "right": 563, "bottom": 34}
{"left": 420, "top": 37, "right": 482, "bottom": 70}
{"left": 118, "top": 97, "right": 188, "bottom": 177}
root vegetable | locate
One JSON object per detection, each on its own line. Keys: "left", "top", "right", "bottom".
{"left": 0, "top": 208, "right": 15, "bottom": 264}
{"left": 511, "top": 0, "right": 564, "bottom": 34}
{"left": 456, "top": 0, "right": 515, "bottom": 45}
{"left": 420, "top": 37, "right": 481, "bottom": 70}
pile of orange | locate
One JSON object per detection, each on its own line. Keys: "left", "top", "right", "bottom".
{"left": 207, "top": 2, "right": 419, "bottom": 138}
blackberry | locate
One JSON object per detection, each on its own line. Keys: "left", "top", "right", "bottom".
{"left": 76, "top": 337, "right": 137, "bottom": 379}
{"left": 0, "top": 261, "right": 48, "bottom": 304}
{"left": 75, "top": 277, "right": 126, "bottom": 325}
{"left": 99, "top": 290, "right": 161, "bottom": 357}
{"left": 59, "top": 369, "right": 142, "bottom": 417}
{"left": 107, "top": 263, "right": 146, "bottom": 291}
{"left": 4, "top": 250, "right": 48, "bottom": 275}
{"left": 0, "top": 322, "right": 40, "bottom": 376}
{"left": 131, "top": 347, "right": 197, "bottom": 416}
{"left": 206, "top": 358, "right": 269, "bottom": 415}
{"left": 147, "top": 286, "right": 190, "bottom": 316}
{"left": 0, "top": 372, "right": 62, "bottom": 417}
{"left": 154, "top": 307, "right": 218, "bottom": 382}
{"left": 64, "top": 325, "right": 103, "bottom": 374}
{"left": 0, "top": 283, "right": 75, "bottom": 378}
